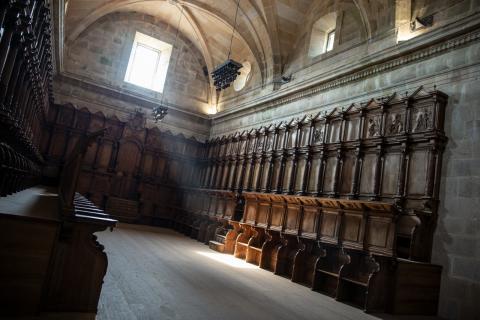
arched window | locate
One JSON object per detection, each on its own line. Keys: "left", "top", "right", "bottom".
{"left": 124, "top": 32, "right": 173, "bottom": 93}
{"left": 308, "top": 12, "right": 337, "bottom": 57}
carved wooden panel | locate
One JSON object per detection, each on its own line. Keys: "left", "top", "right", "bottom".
{"left": 283, "top": 158, "right": 293, "bottom": 193}
{"left": 257, "top": 198, "right": 270, "bottom": 228}
{"left": 286, "top": 128, "right": 297, "bottom": 149}
{"left": 382, "top": 153, "right": 401, "bottom": 196}
{"left": 284, "top": 197, "right": 301, "bottom": 235}
{"left": 271, "top": 158, "right": 282, "bottom": 191}
{"left": 82, "top": 141, "right": 98, "bottom": 166}
{"left": 224, "top": 194, "right": 236, "bottom": 219}
{"left": 276, "top": 129, "right": 286, "bottom": 150}
{"left": 252, "top": 160, "right": 261, "bottom": 190}
{"left": 300, "top": 198, "right": 320, "bottom": 239}
{"left": 244, "top": 199, "right": 257, "bottom": 224}
{"left": 116, "top": 141, "right": 141, "bottom": 174}
{"left": 235, "top": 161, "right": 243, "bottom": 190}
{"left": 345, "top": 114, "right": 361, "bottom": 141}
{"left": 243, "top": 161, "right": 252, "bottom": 190}
{"left": 96, "top": 142, "right": 113, "bottom": 170}
{"left": 360, "top": 153, "right": 377, "bottom": 195}
{"left": 295, "top": 158, "right": 307, "bottom": 193}
{"left": 340, "top": 152, "right": 356, "bottom": 195}
{"left": 407, "top": 149, "right": 429, "bottom": 196}
{"left": 308, "top": 157, "right": 321, "bottom": 194}
{"left": 323, "top": 155, "right": 337, "bottom": 194}
{"left": 338, "top": 201, "right": 365, "bottom": 250}
{"left": 329, "top": 118, "right": 342, "bottom": 143}
{"left": 270, "top": 196, "right": 285, "bottom": 231}
{"left": 260, "top": 159, "right": 271, "bottom": 191}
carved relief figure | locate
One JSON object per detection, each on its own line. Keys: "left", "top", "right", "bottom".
{"left": 367, "top": 117, "right": 381, "bottom": 137}
{"left": 387, "top": 113, "right": 403, "bottom": 135}
{"left": 257, "top": 140, "right": 264, "bottom": 151}
{"left": 287, "top": 132, "right": 296, "bottom": 147}
{"left": 124, "top": 111, "right": 146, "bottom": 139}
{"left": 266, "top": 136, "right": 273, "bottom": 150}
{"left": 313, "top": 127, "right": 325, "bottom": 143}
{"left": 414, "top": 108, "right": 432, "bottom": 132}
{"left": 128, "top": 110, "right": 146, "bottom": 131}
{"left": 248, "top": 140, "right": 255, "bottom": 153}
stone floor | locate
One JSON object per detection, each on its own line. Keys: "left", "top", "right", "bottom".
{"left": 93, "top": 224, "right": 442, "bottom": 320}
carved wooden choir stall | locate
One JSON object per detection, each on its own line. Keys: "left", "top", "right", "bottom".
{"left": 0, "top": 1, "right": 116, "bottom": 317}
{"left": 173, "top": 87, "right": 447, "bottom": 315}
{"left": 41, "top": 104, "right": 204, "bottom": 224}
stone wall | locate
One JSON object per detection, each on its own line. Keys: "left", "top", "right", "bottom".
{"left": 210, "top": 13, "right": 480, "bottom": 320}
{"left": 65, "top": 11, "right": 210, "bottom": 113}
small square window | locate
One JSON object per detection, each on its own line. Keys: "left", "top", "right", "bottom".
{"left": 325, "top": 30, "right": 335, "bottom": 52}
{"left": 125, "top": 32, "right": 173, "bottom": 93}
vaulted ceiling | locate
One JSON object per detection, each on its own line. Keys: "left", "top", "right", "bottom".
{"left": 57, "top": 0, "right": 396, "bottom": 116}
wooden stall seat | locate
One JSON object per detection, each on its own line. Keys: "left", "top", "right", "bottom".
{"left": 244, "top": 193, "right": 269, "bottom": 265}
{"left": 208, "top": 191, "right": 239, "bottom": 254}
{"left": 233, "top": 192, "right": 258, "bottom": 260}
{"left": 197, "top": 191, "right": 216, "bottom": 242}
{"left": 173, "top": 189, "right": 239, "bottom": 247}
{"left": 259, "top": 195, "right": 286, "bottom": 272}
{"left": 226, "top": 191, "right": 441, "bottom": 314}
{"left": 205, "top": 193, "right": 226, "bottom": 244}
{"left": 274, "top": 196, "right": 303, "bottom": 278}
{"left": 174, "top": 184, "right": 441, "bottom": 315}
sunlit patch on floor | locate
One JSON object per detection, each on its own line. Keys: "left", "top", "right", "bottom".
{"left": 195, "top": 251, "right": 257, "bottom": 269}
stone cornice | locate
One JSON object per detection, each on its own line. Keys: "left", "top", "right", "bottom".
{"left": 212, "top": 12, "right": 480, "bottom": 125}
